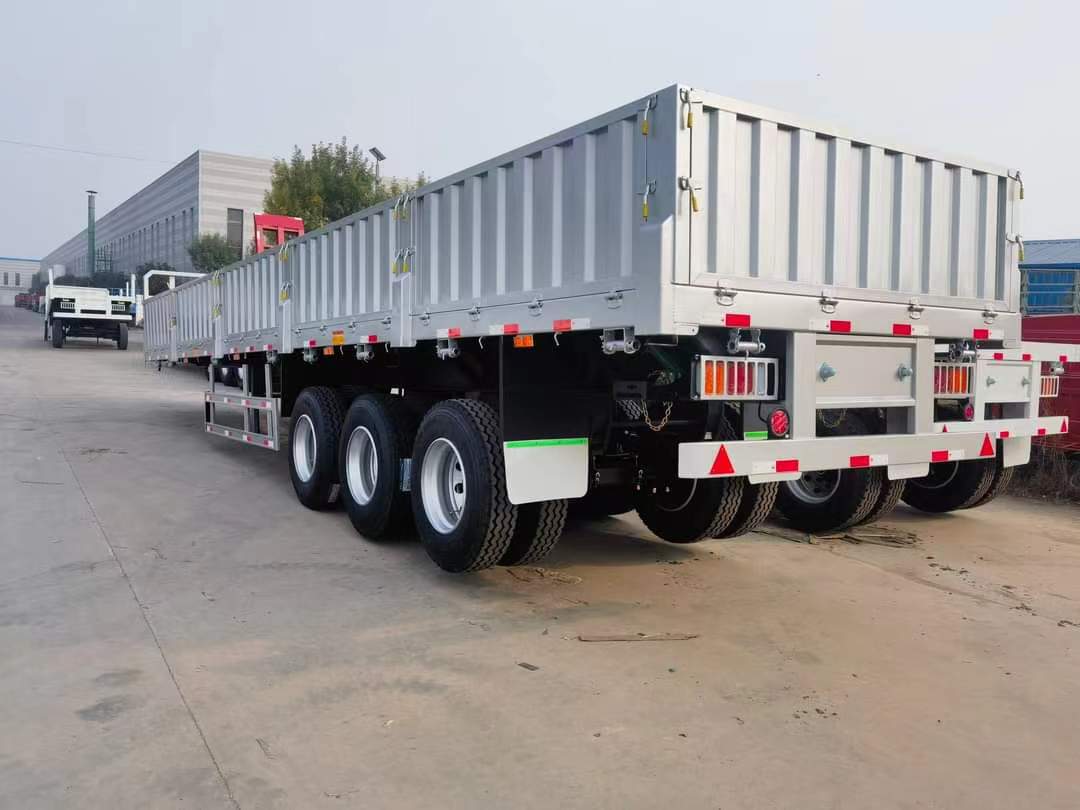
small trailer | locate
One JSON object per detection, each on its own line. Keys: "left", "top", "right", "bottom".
{"left": 144, "top": 84, "right": 1077, "bottom": 572}
{"left": 45, "top": 269, "right": 135, "bottom": 349}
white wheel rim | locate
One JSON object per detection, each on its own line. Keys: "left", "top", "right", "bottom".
{"left": 786, "top": 470, "right": 841, "bottom": 505}
{"left": 292, "top": 414, "right": 317, "bottom": 483}
{"left": 345, "top": 426, "right": 378, "bottom": 506}
{"left": 421, "top": 437, "right": 466, "bottom": 534}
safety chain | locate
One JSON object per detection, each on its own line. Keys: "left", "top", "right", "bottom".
{"left": 642, "top": 399, "right": 674, "bottom": 432}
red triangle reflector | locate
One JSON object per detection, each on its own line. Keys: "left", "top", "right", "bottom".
{"left": 979, "top": 433, "right": 995, "bottom": 457}
{"left": 1063, "top": 419, "right": 1070, "bottom": 434}
{"left": 941, "top": 424, "right": 948, "bottom": 433}
{"left": 709, "top": 445, "right": 735, "bottom": 476}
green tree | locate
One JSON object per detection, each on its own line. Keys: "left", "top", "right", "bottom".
{"left": 188, "top": 234, "right": 237, "bottom": 274}
{"left": 263, "top": 138, "right": 422, "bottom": 230}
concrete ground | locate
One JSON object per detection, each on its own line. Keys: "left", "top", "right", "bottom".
{"left": 2, "top": 304, "right": 1079, "bottom": 810}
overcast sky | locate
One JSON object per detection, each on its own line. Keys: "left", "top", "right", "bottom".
{"left": 1, "top": 0, "right": 1075, "bottom": 260}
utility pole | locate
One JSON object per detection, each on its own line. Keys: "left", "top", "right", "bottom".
{"left": 87, "top": 190, "right": 97, "bottom": 276}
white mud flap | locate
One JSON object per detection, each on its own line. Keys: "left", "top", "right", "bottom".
{"left": 504, "top": 438, "right": 589, "bottom": 505}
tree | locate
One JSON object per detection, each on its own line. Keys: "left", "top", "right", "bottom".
{"left": 263, "top": 138, "right": 423, "bottom": 230}
{"left": 188, "top": 234, "right": 237, "bottom": 274}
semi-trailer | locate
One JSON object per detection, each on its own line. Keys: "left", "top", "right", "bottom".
{"left": 45, "top": 269, "right": 135, "bottom": 349}
{"left": 144, "top": 84, "right": 1077, "bottom": 572}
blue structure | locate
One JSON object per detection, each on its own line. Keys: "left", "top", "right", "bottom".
{"left": 1020, "top": 239, "right": 1080, "bottom": 314}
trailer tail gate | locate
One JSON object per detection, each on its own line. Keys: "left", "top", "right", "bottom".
{"left": 681, "top": 88, "right": 1018, "bottom": 313}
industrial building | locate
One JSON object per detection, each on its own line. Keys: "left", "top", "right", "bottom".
{"left": 0, "top": 257, "right": 37, "bottom": 306}
{"left": 40, "top": 150, "right": 275, "bottom": 278}
{"left": 1020, "top": 239, "right": 1080, "bottom": 314}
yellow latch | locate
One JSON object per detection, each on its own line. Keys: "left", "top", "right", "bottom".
{"left": 679, "top": 88, "right": 694, "bottom": 129}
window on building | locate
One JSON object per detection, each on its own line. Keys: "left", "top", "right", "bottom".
{"left": 2, "top": 273, "right": 7, "bottom": 286}
{"left": 226, "top": 208, "right": 244, "bottom": 258}
{"left": 14, "top": 273, "right": 20, "bottom": 287}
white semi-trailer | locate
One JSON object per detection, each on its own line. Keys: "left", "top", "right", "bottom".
{"left": 144, "top": 84, "right": 1075, "bottom": 572}
{"left": 45, "top": 269, "right": 135, "bottom": 349}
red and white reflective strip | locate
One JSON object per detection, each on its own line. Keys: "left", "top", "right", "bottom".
{"left": 246, "top": 345, "right": 256, "bottom": 353}
{"left": 810, "top": 319, "right": 852, "bottom": 333}
{"left": 553, "top": 318, "right": 591, "bottom": 332}
{"left": 891, "top": 323, "right": 930, "bottom": 336}
{"left": 357, "top": 334, "right": 379, "bottom": 344}
{"left": 1037, "top": 427, "right": 1048, "bottom": 436}
{"left": 724, "top": 313, "right": 751, "bottom": 328}
{"left": 990, "top": 352, "right": 1033, "bottom": 361}
{"left": 488, "top": 323, "right": 521, "bottom": 335}
{"left": 931, "top": 449, "right": 966, "bottom": 463}
{"left": 241, "top": 434, "right": 273, "bottom": 447}
{"left": 306, "top": 339, "right": 318, "bottom": 348}
{"left": 972, "top": 328, "right": 1004, "bottom": 341}
{"left": 849, "top": 454, "right": 888, "bottom": 468}
{"left": 998, "top": 430, "right": 1011, "bottom": 439}
{"left": 263, "top": 343, "right": 275, "bottom": 351}
{"left": 436, "top": 327, "right": 462, "bottom": 339}
{"left": 751, "top": 458, "right": 800, "bottom": 475}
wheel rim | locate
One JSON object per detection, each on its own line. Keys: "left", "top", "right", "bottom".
{"left": 786, "top": 470, "right": 841, "bottom": 504}
{"left": 910, "top": 461, "right": 959, "bottom": 491}
{"left": 292, "top": 414, "right": 317, "bottom": 483}
{"left": 421, "top": 437, "right": 467, "bottom": 534}
{"left": 345, "top": 426, "right": 378, "bottom": 506}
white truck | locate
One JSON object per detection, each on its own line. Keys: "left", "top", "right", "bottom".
{"left": 45, "top": 268, "right": 135, "bottom": 350}
{"left": 144, "top": 84, "right": 1076, "bottom": 572}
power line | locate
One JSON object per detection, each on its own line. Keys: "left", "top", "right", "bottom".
{"left": 0, "top": 137, "right": 173, "bottom": 165}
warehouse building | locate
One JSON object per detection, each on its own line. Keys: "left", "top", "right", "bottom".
{"left": 40, "top": 150, "right": 275, "bottom": 278}
{"left": 1020, "top": 239, "right": 1080, "bottom": 314}
{"left": 0, "top": 257, "right": 37, "bottom": 306}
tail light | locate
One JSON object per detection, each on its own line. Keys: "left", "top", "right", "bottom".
{"left": 963, "top": 402, "right": 975, "bottom": 421}
{"left": 769, "top": 408, "right": 790, "bottom": 438}
{"left": 933, "top": 363, "right": 973, "bottom": 397}
{"left": 694, "top": 356, "right": 779, "bottom": 401}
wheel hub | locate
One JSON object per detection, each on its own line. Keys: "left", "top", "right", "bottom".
{"left": 421, "top": 437, "right": 467, "bottom": 534}
{"left": 786, "top": 469, "right": 841, "bottom": 505}
{"left": 292, "top": 414, "right": 317, "bottom": 483}
{"left": 345, "top": 426, "right": 378, "bottom": 505}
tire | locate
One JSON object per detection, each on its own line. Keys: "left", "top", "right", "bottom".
{"left": 775, "top": 413, "right": 883, "bottom": 533}
{"left": 222, "top": 367, "right": 241, "bottom": 388}
{"left": 116, "top": 323, "right": 128, "bottom": 350}
{"left": 712, "top": 407, "right": 778, "bottom": 538}
{"left": 568, "top": 485, "right": 635, "bottom": 520}
{"left": 636, "top": 477, "right": 744, "bottom": 543}
{"left": 51, "top": 321, "right": 64, "bottom": 348}
{"left": 288, "top": 387, "right": 346, "bottom": 510}
{"left": 44, "top": 318, "right": 49, "bottom": 342}
{"left": 499, "top": 499, "right": 567, "bottom": 566}
{"left": 965, "top": 460, "right": 1014, "bottom": 509}
{"left": 902, "top": 458, "right": 995, "bottom": 513}
{"left": 338, "top": 394, "right": 415, "bottom": 539}
{"left": 855, "top": 478, "right": 906, "bottom": 526}
{"left": 410, "top": 399, "right": 517, "bottom": 572}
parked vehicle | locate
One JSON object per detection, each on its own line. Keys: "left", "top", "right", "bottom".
{"left": 1023, "top": 314, "right": 1080, "bottom": 452}
{"left": 45, "top": 269, "right": 136, "bottom": 349}
{"left": 143, "top": 84, "right": 1077, "bottom": 572}
{"left": 14, "top": 293, "right": 30, "bottom": 308}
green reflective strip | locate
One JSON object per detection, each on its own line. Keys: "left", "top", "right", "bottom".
{"left": 743, "top": 430, "right": 768, "bottom": 441}
{"left": 504, "top": 437, "right": 588, "bottom": 449}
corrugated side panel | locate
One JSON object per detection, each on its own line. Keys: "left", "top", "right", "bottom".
{"left": 291, "top": 209, "right": 396, "bottom": 330}
{"left": 222, "top": 252, "right": 282, "bottom": 345}
{"left": 143, "top": 291, "right": 175, "bottom": 361}
{"left": 176, "top": 277, "right": 214, "bottom": 352}
{"left": 687, "top": 95, "right": 1014, "bottom": 311}
{"left": 411, "top": 114, "right": 644, "bottom": 313}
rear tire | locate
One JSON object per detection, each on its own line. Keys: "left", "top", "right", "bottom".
{"left": 288, "top": 387, "right": 346, "bottom": 510}
{"left": 499, "top": 499, "right": 567, "bottom": 565}
{"left": 116, "top": 323, "right": 128, "bottom": 350}
{"left": 636, "top": 477, "right": 744, "bottom": 543}
{"left": 855, "top": 477, "right": 906, "bottom": 526}
{"left": 965, "top": 460, "right": 1014, "bottom": 509}
{"left": 712, "top": 407, "right": 778, "bottom": 538}
{"left": 902, "top": 459, "right": 995, "bottom": 513}
{"left": 338, "top": 394, "right": 415, "bottom": 539}
{"left": 51, "top": 321, "right": 64, "bottom": 348}
{"left": 775, "top": 413, "right": 883, "bottom": 533}
{"left": 410, "top": 399, "right": 517, "bottom": 572}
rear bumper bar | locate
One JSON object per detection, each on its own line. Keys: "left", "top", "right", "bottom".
{"left": 678, "top": 415, "right": 1069, "bottom": 484}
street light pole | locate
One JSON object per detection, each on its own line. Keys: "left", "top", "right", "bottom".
{"left": 86, "top": 190, "right": 97, "bottom": 276}
{"left": 369, "top": 147, "right": 386, "bottom": 184}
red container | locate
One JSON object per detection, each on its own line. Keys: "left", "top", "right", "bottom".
{"left": 1023, "top": 314, "right": 1080, "bottom": 452}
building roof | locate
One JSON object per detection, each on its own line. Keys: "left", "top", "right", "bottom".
{"left": 1020, "top": 239, "right": 1080, "bottom": 269}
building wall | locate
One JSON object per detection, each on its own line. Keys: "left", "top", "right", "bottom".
{"left": 39, "top": 150, "right": 274, "bottom": 279}
{"left": 0, "top": 257, "right": 37, "bottom": 305}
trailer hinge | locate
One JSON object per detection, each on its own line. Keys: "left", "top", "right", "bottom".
{"left": 639, "top": 95, "right": 657, "bottom": 136}
{"left": 436, "top": 337, "right": 460, "bottom": 360}
{"left": 818, "top": 290, "right": 839, "bottom": 314}
{"left": 714, "top": 286, "right": 738, "bottom": 307}
{"left": 1006, "top": 232, "right": 1025, "bottom": 262}
{"left": 678, "top": 176, "right": 700, "bottom": 213}
{"left": 907, "top": 297, "right": 924, "bottom": 319}
{"left": 278, "top": 281, "right": 291, "bottom": 303}
{"left": 679, "top": 88, "right": 695, "bottom": 129}
{"left": 601, "top": 327, "right": 640, "bottom": 355}
{"left": 1008, "top": 170, "right": 1024, "bottom": 200}
{"left": 467, "top": 304, "right": 481, "bottom": 321}
{"left": 982, "top": 307, "right": 999, "bottom": 324}
{"left": 604, "top": 290, "right": 624, "bottom": 309}
{"left": 381, "top": 315, "right": 392, "bottom": 328}
{"left": 527, "top": 296, "right": 543, "bottom": 315}
{"left": 420, "top": 309, "right": 431, "bottom": 326}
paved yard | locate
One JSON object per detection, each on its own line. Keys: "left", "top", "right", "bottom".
{"left": 2, "top": 304, "right": 1079, "bottom": 809}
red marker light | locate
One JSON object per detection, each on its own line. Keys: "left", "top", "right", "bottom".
{"left": 769, "top": 408, "right": 790, "bottom": 437}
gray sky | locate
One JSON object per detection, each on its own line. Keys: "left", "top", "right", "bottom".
{"left": 1, "top": 0, "right": 1075, "bottom": 260}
